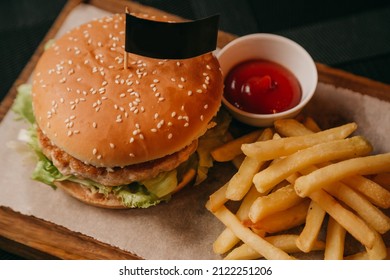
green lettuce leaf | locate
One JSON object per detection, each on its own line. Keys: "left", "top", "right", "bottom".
{"left": 31, "top": 151, "right": 165, "bottom": 207}
{"left": 12, "top": 84, "right": 35, "bottom": 125}
{"left": 113, "top": 184, "right": 163, "bottom": 208}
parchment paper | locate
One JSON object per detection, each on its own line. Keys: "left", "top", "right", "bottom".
{"left": 0, "top": 3, "right": 389, "bottom": 260}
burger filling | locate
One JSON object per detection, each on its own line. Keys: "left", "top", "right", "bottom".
{"left": 12, "top": 84, "right": 231, "bottom": 208}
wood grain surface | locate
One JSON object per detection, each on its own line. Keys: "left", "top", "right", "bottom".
{"left": 0, "top": 0, "right": 389, "bottom": 259}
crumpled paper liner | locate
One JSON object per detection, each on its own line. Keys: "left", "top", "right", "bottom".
{"left": 0, "top": 3, "right": 389, "bottom": 259}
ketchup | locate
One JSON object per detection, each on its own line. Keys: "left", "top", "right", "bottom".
{"left": 224, "top": 59, "right": 301, "bottom": 114}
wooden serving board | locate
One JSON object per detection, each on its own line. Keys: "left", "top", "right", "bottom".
{"left": 1, "top": 0, "right": 390, "bottom": 260}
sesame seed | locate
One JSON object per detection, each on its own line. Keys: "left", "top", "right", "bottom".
{"left": 178, "top": 84, "right": 184, "bottom": 89}
{"left": 168, "top": 133, "right": 173, "bottom": 139}
{"left": 157, "top": 120, "right": 164, "bottom": 129}
{"left": 93, "top": 148, "right": 97, "bottom": 155}
{"left": 206, "top": 64, "right": 211, "bottom": 70}
{"left": 110, "top": 143, "right": 115, "bottom": 148}
{"left": 97, "top": 155, "right": 102, "bottom": 160}
{"left": 67, "top": 131, "right": 73, "bottom": 137}
{"left": 204, "top": 104, "right": 209, "bottom": 109}
{"left": 129, "top": 153, "right": 135, "bottom": 157}
{"left": 92, "top": 122, "right": 97, "bottom": 128}
{"left": 129, "top": 137, "right": 134, "bottom": 143}
{"left": 151, "top": 128, "right": 157, "bottom": 132}
{"left": 187, "top": 91, "right": 193, "bottom": 96}
{"left": 171, "top": 112, "right": 176, "bottom": 117}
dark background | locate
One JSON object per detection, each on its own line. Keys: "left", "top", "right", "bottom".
{"left": 1, "top": 0, "right": 390, "bottom": 259}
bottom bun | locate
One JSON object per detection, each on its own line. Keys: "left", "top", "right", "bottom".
{"left": 54, "top": 181, "right": 126, "bottom": 209}
{"left": 54, "top": 168, "right": 197, "bottom": 209}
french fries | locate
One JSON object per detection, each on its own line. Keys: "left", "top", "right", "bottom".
{"left": 249, "top": 184, "right": 302, "bottom": 222}
{"left": 205, "top": 202, "right": 294, "bottom": 260}
{"left": 213, "top": 186, "right": 261, "bottom": 254}
{"left": 296, "top": 200, "right": 326, "bottom": 253}
{"left": 253, "top": 136, "right": 372, "bottom": 193}
{"left": 211, "top": 129, "right": 263, "bottom": 162}
{"left": 295, "top": 153, "right": 390, "bottom": 198}
{"left": 246, "top": 199, "right": 310, "bottom": 233}
{"left": 241, "top": 122, "right": 357, "bottom": 161}
{"left": 225, "top": 234, "right": 325, "bottom": 260}
{"left": 226, "top": 128, "right": 273, "bottom": 200}
{"left": 324, "top": 217, "right": 346, "bottom": 260}
{"left": 206, "top": 117, "right": 390, "bottom": 260}
{"left": 342, "top": 175, "right": 390, "bottom": 209}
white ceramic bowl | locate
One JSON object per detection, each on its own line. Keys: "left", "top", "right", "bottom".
{"left": 217, "top": 33, "right": 318, "bottom": 127}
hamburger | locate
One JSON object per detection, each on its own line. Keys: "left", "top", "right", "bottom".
{"left": 13, "top": 13, "right": 229, "bottom": 208}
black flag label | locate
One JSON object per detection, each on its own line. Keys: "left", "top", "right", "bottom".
{"left": 125, "top": 13, "right": 219, "bottom": 59}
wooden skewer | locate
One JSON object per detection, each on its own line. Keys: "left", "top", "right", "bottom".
{"left": 124, "top": 7, "right": 129, "bottom": 70}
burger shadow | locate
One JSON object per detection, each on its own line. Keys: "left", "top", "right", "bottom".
{"left": 109, "top": 161, "right": 236, "bottom": 258}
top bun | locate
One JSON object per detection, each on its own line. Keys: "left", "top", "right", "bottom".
{"left": 32, "top": 13, "right": 223, "bottom": 168}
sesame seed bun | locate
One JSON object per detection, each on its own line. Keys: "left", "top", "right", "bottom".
{"left": 31, "top": 13, "right": 223, "bottom": 168}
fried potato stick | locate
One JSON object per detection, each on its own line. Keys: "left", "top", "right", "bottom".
{"left": 225, "top": 234, "right": 325, "bottom": 260}
{"left": 296, "top": 200, "right": 326, "bottom": 253}
{"left": 324, "top": 217, "right": 346, "bottom": 260}
{"left": 213, "top": 186, "right": 261, "bottom": 254}
{"left": 309, "top": 189, "right": 376, "bottom": 249}
{"left": 295, "top": 153, "right": 390, "bottom": 198}
{"left": 253, "top": 136, "right": 372, "bottom": 193}
{"left": 249, "top": 184, "right": 302, "bottom": 222}
{"left": 242, "top": 122, "right": 357, "bottom": 161}
{"left": 206, "top": 202, "right": 294, "bottom": 260}
{"left": 211, "top": 130, "right": 263, "bottom": 162}
{"left": 342, "top": 175, "right": 390, "bottom": 209}
{"left": 247, "top": 199, "right": 310, "bottom": 232}
{"left": 226, "top": 128, "right": 273, "bottom": 200}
